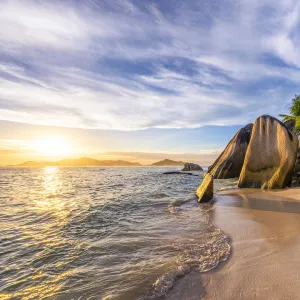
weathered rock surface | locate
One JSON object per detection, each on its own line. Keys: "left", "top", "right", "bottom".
{"left": 238, "top": 115, "right": 298, "bottom": 189}
{"left": 182, "top": 163, "right": 203, "bottom": 171}
{"left": 291, "top": 149, "right": 300, "bottom": 187}
{"left": 284, "top": 119, "right": 297, "bottom": 134}
{"left": 208, "top": 123, "right": 253, "bottom": 179}
{"left": 196, "top": 173, "right": 213, "bottom": 202}
{"left": 284, "top": 119, "right": 300, "bottom": 144}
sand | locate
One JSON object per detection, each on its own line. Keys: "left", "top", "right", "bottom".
{"left": 166, "top": 188, "right": 300, "bottom": 300}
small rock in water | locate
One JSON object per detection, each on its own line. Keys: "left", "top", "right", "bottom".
{"left": 163, "top": 171, "right": 197, "bottom": 176}
{"left": 182, "top": 163, "right": 203, "bottom": 171}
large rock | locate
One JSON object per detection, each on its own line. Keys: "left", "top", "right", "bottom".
{"left": 291, "top": 149, "right": 300, "bottom": 187}
{"left": 196, "top": 173, "right": 213, "bottom": 202}
{"left": 182, "top": 162, "right": 203, "bottom": 171}
{"left": 208, "top": 123, "right": 253, "bottom": 179}
{"left": 238, "top": 115, "right": 298, "bottom": 189}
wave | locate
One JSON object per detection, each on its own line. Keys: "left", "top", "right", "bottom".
{"left": 1, "top": 167, "right": 232, "bottom": 300}
{"left": 140, "top": 201, "right": 231, "bottom": 300}
{"left": 139, "top": 228, "right": 230, "bottom": 299}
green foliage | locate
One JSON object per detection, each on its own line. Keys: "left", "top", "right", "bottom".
{"left": 279, "top": 94, "right": 300, "bottom": 132}
{"left": 296, "top": 116, "right": 300, "bottom": 132}
{"left": 290, "top": 95, "right": 300, "bottom": 117}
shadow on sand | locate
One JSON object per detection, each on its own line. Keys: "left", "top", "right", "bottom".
{"left": 215, "top": 191, "right": 300, "bottom": 214}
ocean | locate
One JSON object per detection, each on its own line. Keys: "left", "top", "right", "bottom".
{"left": 0, "top": 167, "right": 233, "bottom": 299}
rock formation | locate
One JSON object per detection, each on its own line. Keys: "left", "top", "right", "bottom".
{"left": 208, "top": 123, "right": 253, "bottom": 179}
{"left": 284, "top": 119, "right": 300, "bottom": 144}
{"left": 196, "top": 173, "right": 213, "bottom": 202}
{"left": 238, "top": 115, "right": 298, "bottom": 189}
{"left": 163, "top": 171, "right": 198, "bottom": 176}
{"left": 182, "top": 163, "right": 203, "bottom": 171}
{"left": 291, "top": 149, "right": 300, "bottom": 187}
{"left": 284, "top": 119, "right": 297, "bottom": 134}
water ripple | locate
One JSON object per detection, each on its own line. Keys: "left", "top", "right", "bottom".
{"left": 0, "top": 167, "right": 230, "bottom": 300}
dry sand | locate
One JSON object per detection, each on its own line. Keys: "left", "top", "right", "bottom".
{"left": 167, "top": 188, "right": 300, "bottom": 300}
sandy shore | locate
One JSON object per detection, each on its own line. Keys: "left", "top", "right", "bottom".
{"left": 167, "top": 188, "right": 300, "bottom": 300}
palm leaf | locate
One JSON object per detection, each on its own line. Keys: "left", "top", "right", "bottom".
{"left": 278, "top": 114, "right": 295, "bottom": 122}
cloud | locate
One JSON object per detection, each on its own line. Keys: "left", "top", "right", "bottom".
{"left": 0, "top": 1, "right": 89, "bottom": 51}
{"left": 0, "top": 149, "right": 24, "bottom": 155}
{"left": 0, "top": 0, "right": 300, "bottom": 129}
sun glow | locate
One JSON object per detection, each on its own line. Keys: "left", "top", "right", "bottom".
{"left": 33, "top": 137, "right": 72, "bottom": 156}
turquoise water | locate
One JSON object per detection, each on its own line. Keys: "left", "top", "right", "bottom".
{"left": 0, "top": 167, "right": 231, "bottom": 299}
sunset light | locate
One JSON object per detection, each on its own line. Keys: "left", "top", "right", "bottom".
{"left": 32, "top": 137, "right": 72, "bottom": 156}
{"left": 2, "top": 0, "right": 300, "bottom": 299}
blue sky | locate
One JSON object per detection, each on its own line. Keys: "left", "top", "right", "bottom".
{"left": 0, "top": 0, "right": 300, "bottom": 164}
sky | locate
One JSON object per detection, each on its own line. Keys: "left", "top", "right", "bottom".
{"left": 0, "top": 0, "right": 299, "bottom": 165}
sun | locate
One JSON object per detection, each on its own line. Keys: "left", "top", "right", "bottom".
{"left": 33, "top": 136, "right": 72, "bottom": 157}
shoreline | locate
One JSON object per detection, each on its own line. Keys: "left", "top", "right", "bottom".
{"left": 166, "top": 187, "right": 300, "bottom": 300}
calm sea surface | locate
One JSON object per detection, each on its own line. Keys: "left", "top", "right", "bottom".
{"left": 0, "top": 167, "right": 232, "bottom": 299}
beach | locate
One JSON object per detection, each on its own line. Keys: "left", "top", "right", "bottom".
{"left": 2, "top": 167, "right": 300, "bottom": 299}
{"left": 167, "top": 188, "right": 300, "bottom": 300}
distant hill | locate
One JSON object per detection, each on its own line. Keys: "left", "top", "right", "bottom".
{"left": 150, "top": 159, "right": 186, "bottom": 166}
{"left": 14, "top": 157, "right": 142, "bottom": 167}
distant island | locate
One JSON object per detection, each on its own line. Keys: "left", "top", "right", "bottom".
{"left": 150, "top": 159, "right": 186, "bottom": 166}
{"left": 9, "top": 157, "right": 188, "bottom": 167}
{"left": 13, "top": 157, "right": 142, "bottom": 167}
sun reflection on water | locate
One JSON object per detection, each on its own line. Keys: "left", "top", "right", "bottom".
{"left": 31, "top": 167, "right": 70, "bottom": 220}
{"left": 0, "top": 167, "right": 80, "bottom": 300}
{"left": 44, "top": 166, "right": 60, "bottom": 194}
{"left": 0, "top": 270, "right": 74, "bottom": 300}
{"left": 1, "top": 167, "right": 216, "bottom": 299}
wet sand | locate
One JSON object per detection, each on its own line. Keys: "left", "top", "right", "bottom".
{"left": 167, "top": 188, "right": 300, "bottom": 300}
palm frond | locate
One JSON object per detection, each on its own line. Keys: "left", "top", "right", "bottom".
{"left": 278, "top": 114, "right": 295, "bottom": 122}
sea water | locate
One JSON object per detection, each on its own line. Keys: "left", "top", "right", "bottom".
{"left": 0, "top": 167, "right": 232, "bottom": 299}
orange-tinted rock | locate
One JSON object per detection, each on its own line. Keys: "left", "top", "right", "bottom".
{"left": 209, "top": 123, "right": 253, "bottom": 179}
{"left": 196, "top": 173, "right": 213, "bottom": 202}
{"left": 238, "top": 115, "right": 298, "bottom": 189}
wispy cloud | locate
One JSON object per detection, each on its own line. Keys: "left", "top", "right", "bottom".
{"left": 1, "top": 0, "right": 300, "bottom": 129}
{"left": 0, "top": 149, "right": 26, "bottom": 155}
